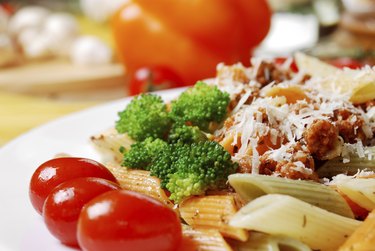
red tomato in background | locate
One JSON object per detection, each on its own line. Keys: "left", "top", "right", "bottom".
{"left": 77, "top": 190, "right": 182, "bottom": 251}
{"left": 43, "top": 177, "right": 120, "bottom": 246}
{"left": 29, "top": 157, "right": 118, "bottom": 215}
{"left": 327, "top": 58, "right": 364, "bottom": 69}
{"left": 0, "top": 3, "right": 14, "bottom": 14}
{"left": 129, "top": 66, "right": 185, "bottom": 95}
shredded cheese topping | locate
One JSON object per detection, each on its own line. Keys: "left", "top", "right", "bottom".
{"left": 212, "top": 58, "right": 375, "bottom": 179}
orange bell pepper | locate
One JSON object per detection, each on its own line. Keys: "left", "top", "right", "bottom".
{"left": 112, "top": 0, "right": 271, "bottom": 85}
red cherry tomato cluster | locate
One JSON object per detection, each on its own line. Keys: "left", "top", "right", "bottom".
{"left": 78, "top": 190, "right": 182, "bottom": 251}
{"left": 43, "top": 177, "right": 120, "bottom": 246}
{"left": 29, "top": 157, "right": 182, "bottom": 251}
{"left": 29, "top": 157, "right": 118, "bottom": 215}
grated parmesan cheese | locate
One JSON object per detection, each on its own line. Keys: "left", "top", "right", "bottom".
{"left": 212, "top": 58, "right": 375, "bottom": 180}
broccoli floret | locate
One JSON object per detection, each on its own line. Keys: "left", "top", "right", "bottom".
{"left": 149, "top": 141, "right": 237, "bottom": 203}
{"left": 169, "top": 81, "right": 230, "bottom": 131}
{"left": 116, "top": 94, "right": 171, "bottom": 141}
{"left": 149, "top": 144, "right": 178, "bottom": 188}
{"left": 168, "top": 123, "right": 207, "bottom": 144}
{"left": 167, "top": 173, "right": 205, "bottom": 201}
{"left": 122, "top": 137, "right": 168, "bottom": 170}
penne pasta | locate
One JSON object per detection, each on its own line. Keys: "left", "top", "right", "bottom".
{"left": 106, "top": 165, "right": 174, "bottom": 208}
{"left": 84, "top": 55, "right": 375, "bottom": 251}
{"left": 219, "top": 133, "right": 237, "bottom": 155}
{"left": 91, "top": 128, "right": 134, "bottom": 164}
{"left": 232, "top": 232, "right": 312, "bottom": 251}
{"left": 228, "top": 173, "right": 354, "bottom": 218}
{"left": 230, "top": 194, "right": 361, "bottom": 251}
{"left": 179, "top": 195, "right": 249, "bottom": 242}
{"left": 336, "top": 178, "right": 375, "bottom": 211}
{"left": 182, "top": 225, "right": 233, "bottom": 251}
{"left": 294, "top": 52, "right": 338, "bottom": 78}
{"left": 339, "top": 209, "right": 375, "bottom": 251}
{"left": 263, "top": 85, "right": 309, "bottom": 104}
{"left": 295, "top": 52, "right": 375, "bottom": 104}
{"left": 317, "top": 146, "right": 375, "bottom": 178}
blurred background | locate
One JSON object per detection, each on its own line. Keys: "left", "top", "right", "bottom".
{"left": 1, "top": 0, "right": 375, "bottom": 145}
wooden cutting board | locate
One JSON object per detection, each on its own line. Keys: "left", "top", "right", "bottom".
{"left": 0, "top": 60, "right": 128, "bottom": 100}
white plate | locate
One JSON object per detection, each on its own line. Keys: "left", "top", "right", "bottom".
{"left": 0, "top": 88, "right": 184, "bottom": 251}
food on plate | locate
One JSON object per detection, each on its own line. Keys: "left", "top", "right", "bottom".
{"left": 43, "top": 177, "right": 120, "bottom": 246}
{"left": 168, "top": 81, "right": 230, "bottom": 131}
{"left": 29, "top": 157, "right": 118, "bottom": 214}
{"left": 77, "top": 190, "right": 182, "bottom": 251}
{"left": 230, "top": 194, "right": 361, "bottom": 251}
{"left": 339, "top": 209, "right": 375, "bottom": 251}
{"left": 89, "top": 53, "right": 375, "bottom": 250}
{"left": 105, "top": 166, "right": 174, "bottom": 208}
{"left": 115, "top": 93, "right": 171, "bottom": 141}
{"left": 295, "top": 53, "right": 375, "bottom": 104}
{"left": 31, "top": 53, "right": 375, "bottom": 250}
{"left": 111, "top": 0, "right": 271, "bottom": 85}
{"left": 179, "top": 195, "right": 249, "bottom": 241}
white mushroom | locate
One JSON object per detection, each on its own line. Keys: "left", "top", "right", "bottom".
{"left": 22, "top": 34, "right": 54, "bottom": 59}
{"left": 10, "top": 9, "right": 80, "bottom": 60}
{"left": 8, "top": 6, "right": 50, "bottom": 35}
{"left": 43, "top": 13, "right": 79, "bottom": 56}
{"left": 70, "top": 36, "right": 113, "bottom": 66}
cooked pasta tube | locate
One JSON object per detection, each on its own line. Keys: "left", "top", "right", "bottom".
{"left": 230, "top": 194, "right": 361, "bottom": 251}
{"left": 179, "top": 195, "right": 249, "bottom": 241}
{"left": 336, "top": 178, "right": 375, "bottom": 211}
{"left": 182, "top": 225, "right": 233, "bottom": 251}
{"left": 232, "top": 232, "right": 312, "bottom": 251}
{"left": 106, "top": 165, "right": 174, "bottom": 208}
{"left": 228, "top": 173, "right": 354, "bottom": 218}
{"left": 219, "top": 133, "right": 237, "bottom": 155}
{"left": 295, "top": 52, "right": 338, "bottom": 78}
{"left": 339, "top": 210, "right": 375, "bottom": 251}
{"left": 317, "top": 147, "right": 375, "bottom": 178}
{"left": 295, "top": 52, "right": 375, "bottom": 104}
{"left": 91, "top": 128, "right": 134, "bottom": 164}
{"left": 263, "top": 85, "right": 309, "bottom": 104}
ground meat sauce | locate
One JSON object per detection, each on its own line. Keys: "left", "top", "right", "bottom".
{"left": 258, "top": 143, "right": 317, "bottom": 180}
{"left": 303, "top": 119, "right": 339, "bottom": 159}
{"left": 333, "top": 109, "right": 366, "bottom": 143}
{"left": 255, "top": 61, "right": 293, "bottom": 86}
{"left": 212, "top": 59, "right": 374, "bottom": 182}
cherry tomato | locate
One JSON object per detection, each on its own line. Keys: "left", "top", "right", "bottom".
{"left": 77, "top": 190, "right": 182, "bottom": 251}
{"left": 43, "top": 177, "right": 120, "bottom": 246}
{"left": 129, "top": 66, "right": 185, "bottom": 95}
{"left": 327, "top": 58, "right": 364, "bottom": 69}
{"left": 29, "top": 157, "right": 118, "bottom": 215}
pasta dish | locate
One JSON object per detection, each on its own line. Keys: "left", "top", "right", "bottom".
{"left": 89, "top": 53, "right": 375, "bottom": 251}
